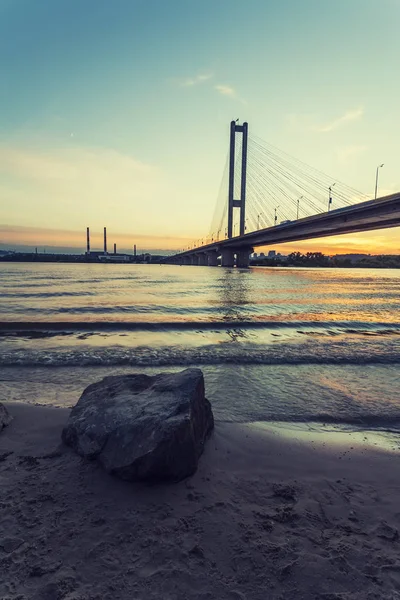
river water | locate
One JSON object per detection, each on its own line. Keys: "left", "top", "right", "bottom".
{"left": 1, "top": 262, "right": 399, "bottom": 433}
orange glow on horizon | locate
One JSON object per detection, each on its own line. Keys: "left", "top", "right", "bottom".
{"left": 1, "top": 224, "right": 399, "bottom": 255}
{"left": 0, "top": 225, "right": 193, "bottom": 252}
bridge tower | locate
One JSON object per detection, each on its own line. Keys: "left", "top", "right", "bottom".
{"left": 227, "top": 120, "right": 248, "bottom": 239}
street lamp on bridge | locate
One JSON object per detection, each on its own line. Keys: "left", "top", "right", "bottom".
{"left": 328, "top": 183, "right": 335, "bottom": 212}
{"left": 257, "top": 213, "right": 262, "bottom": 229}
{"left": 274, "top": 206, "right": 280, "bottom": 225}
{"left": 375, "top": 164, "right": 384, "bottom": 199}
{"left": 296, "top": 196, "right": 303, "bottom": 220}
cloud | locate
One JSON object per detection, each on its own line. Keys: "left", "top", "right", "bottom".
{"left": 317, "top": 107, "right": 364, "bottom": 133}
{"left": 180, "top": 73, "right": 213, "bottom": 87}
{"left": 215, "top": 84, "right": 236, "bottom": 96}
{"left": 336, "top": 144, "right": 368, "bottom": 163}
{"left": 214, "top": 84, "right": 247, "bottom": 105}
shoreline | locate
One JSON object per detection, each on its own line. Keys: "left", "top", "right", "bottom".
{"left": 1, "top": 402, "right": 400, "bottom": 599}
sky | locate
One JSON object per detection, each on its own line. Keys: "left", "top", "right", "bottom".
{"left": 0, "top": 0, "right": 399, "bottom": 254}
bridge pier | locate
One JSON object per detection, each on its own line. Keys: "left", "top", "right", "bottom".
{"left": 183, "top": 256, "right": 191, "bottom": 265}
{"left": 236, "top": 250, "right": 251, "bottom": 269}
{"left": 197, "top": 253, "right": 207, "bottom": 266}
{"left": 207, "top": 251, "right": 218, "bottom": 266}
{"left": 221, "top": 248, "right": 235, "bottom": 268}
{"left": 190, "top": 255, "right": 199, "bottom": 266}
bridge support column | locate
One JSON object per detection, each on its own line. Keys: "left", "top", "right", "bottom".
{"left": 228, "top": 121, "right": 248, "bottom": 239}
{"left": 198, "top": 253, "right": 207, "bottom": 266}
{"left": 236, "top": 250, "right": 251, "bottom": 269}
{"left": 191, "top": 255, "right": 199, "bottom": 266}
{"left": 207, "top": 251, "right": 218, "bottom": 266}
{"left": 221, "top": 248, "right": 235, "bottom": 268}
{"left": 183, "top": 256, "right": 191, "bottom": 265}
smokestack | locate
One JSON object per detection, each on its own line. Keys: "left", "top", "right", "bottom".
{"left": 103, "top": 227, "right": 107, "bottom": 254}
{"left": 134, "top": 244, "right": 137, "bottom": 257}
{"left": 86, "top": 227, "right": 90, "bottom": 254}
{"left": 114, "top": 243, "right": 116, "bottom": 255}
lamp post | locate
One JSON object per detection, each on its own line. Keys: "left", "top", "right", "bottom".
{"left": 375, "top": 164, "right": 384, "bottom": 199}
{"left": 274, "top": 206, "right": 280, "bottom": 226}
{"left": 328, "top": 183, "right": 335, "bottom": 212}
{"left": 296, "top": 195, "right": 303, "bottom": 220}
{"left": 257, "top": 213, "right": 262, "bottom": 229}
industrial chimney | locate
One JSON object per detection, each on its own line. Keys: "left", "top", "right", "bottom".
{"left": 113, "top": 243, "right": 116, "bottom": 255}
{"left": 86, "top": 227, "right": 90, "bottom": 254}
{"left": 103, "top": 227, "right": 107, "bottom": 254}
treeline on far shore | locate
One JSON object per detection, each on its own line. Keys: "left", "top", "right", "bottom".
{"left": 252, "top": 252, "right": 400, "bottom": 268}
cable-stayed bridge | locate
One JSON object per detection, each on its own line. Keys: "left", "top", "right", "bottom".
{"left": 166, "top": 121, "right": 400, "bottom": 267}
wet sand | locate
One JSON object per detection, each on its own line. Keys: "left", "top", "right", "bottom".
{"left": 1, "top": 402, "right": 400, "bottom": 600}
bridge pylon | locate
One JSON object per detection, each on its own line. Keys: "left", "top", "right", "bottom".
{"left": 228, "top": 120, "right": 248, "bottom": 239}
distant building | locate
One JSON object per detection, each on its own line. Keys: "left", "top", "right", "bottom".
{"left": 268, "top": 250, "right": 276, "bottom": 258}
{"left": 98, "top": 253, "right": 130, "bottom": 262}
{"left": 259, "top": 252, "right": 265, "bottom": 257}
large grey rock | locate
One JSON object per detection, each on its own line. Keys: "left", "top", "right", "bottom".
{"left": 62, "top": 368, "right": 214, "bottom": 482}
{"left": 0, "top": 403, "right": 12, "bottom": 432}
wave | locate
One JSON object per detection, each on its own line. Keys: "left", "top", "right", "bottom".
{"left": 1, "top": 319, "right": 400, "bottom": 333}
{"left": 1, "top": 343, "right": 400, "bottom": 367}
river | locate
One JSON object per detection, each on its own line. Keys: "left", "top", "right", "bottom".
{"left": 1, "top": 262, "right": 399, "bottom": 432}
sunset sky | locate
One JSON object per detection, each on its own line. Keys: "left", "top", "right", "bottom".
{"left": 1, "top": 0, "right": 399, "bottom": 254}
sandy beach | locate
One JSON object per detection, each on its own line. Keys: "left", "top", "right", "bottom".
{"left": 0, "top": 403, "right": 399, "bottom": 600}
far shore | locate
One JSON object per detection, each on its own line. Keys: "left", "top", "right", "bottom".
{"left": 1, "top": 401, "right": 400, "bottom": 599}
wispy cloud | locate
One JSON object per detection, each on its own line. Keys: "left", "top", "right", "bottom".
{"left": 180, "top": 73, "right": 213, "bottom": 87}
{"left": 336, "top": 144, "right": 368, "bottom": 163}
{"left": 286, "top": 107, "right": 364, "bottom": 134}
{"left": 317, "top": 107, "right": 364, "bottom": 133}
{"left": 214, "top": 84, "right": 247, "bottom": 105}
{"left": 215, "top": 84, "right": 236, "bottom": 97}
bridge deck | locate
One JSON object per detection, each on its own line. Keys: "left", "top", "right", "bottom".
{"left": 170, "top": 192, "right": 400, "bottom": 259}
